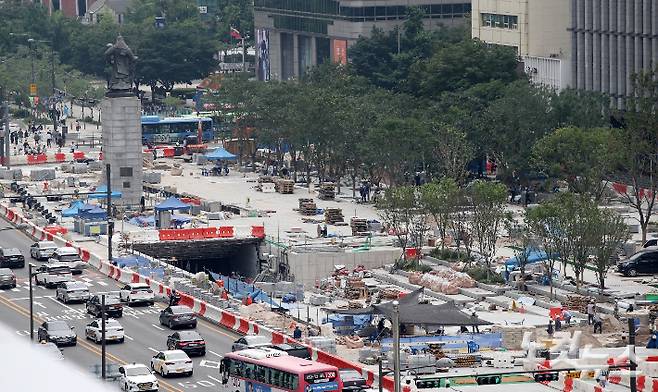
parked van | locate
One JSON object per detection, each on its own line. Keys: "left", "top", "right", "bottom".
{"left": 617, "top": 249, "right": 658, "bottom": 276}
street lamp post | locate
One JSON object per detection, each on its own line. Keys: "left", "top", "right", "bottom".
{"left": 29, "top": 263, "right": 35, "bottom": 341}
{"left": 101, "top": 294, "right": 107, "bottom": 379}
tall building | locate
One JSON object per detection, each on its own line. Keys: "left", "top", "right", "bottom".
{"left": 37, "top": 0, "right": 99, "bottom": 18}
{"left": 570, "top": 0, "right": 658, "bottom": 107}
{"left": 472, "top": 0, "right": 658, "bottom": 106}
{"left": 471, "top": 0, "right": 573, "bottom": 90}
{"left": 253, "top": 0, "right": 472, "bottom": 81}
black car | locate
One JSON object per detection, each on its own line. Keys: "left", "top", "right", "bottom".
{"left": 0, "top": 248, "right": 25, "bottom": 268}
{"left": 617, "top": 250, "right": 658, "bottom": 277}
{"left": 339, "top": 369, "right": 368, "bottom": 391}
{"left": 86, "top": 295, "right": 123, "bottom": 318}
{"left": 0, "top": 268, "right": 16, "bottom": 289}
{"left": 268, "top": 343, "right": 311, "bottom": 359}
{"left": 159, "top": 306, "right": 197, "bottom": 329}
{"left": 166, "top": 330, "right": 206, "bottom": 356}
{"left": 37, "top": 320, "right": 77, "bottom": 346}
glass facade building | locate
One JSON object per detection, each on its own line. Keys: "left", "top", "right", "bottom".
{"left": 254, "top": 0, "right": 471, "bottom": 80}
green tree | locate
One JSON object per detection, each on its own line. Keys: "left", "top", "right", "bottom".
{"left": 591, "top": 209, "right": 629, "bottom": 291}
{"left": 378, "top": 186, "right": 426, "bottom": 264}
{"left": 420, "top": 178, "right": 461, "bottom": 250}
{"left": 609, "top": 67, "right": 658, "bottom": 243}
{"left": 533, "top": 127, "right": 613, "bottom": 198}
{"left": 407, "top": 39, "right": 519, "bottom": 99}
{"left": 467, "top": 180, "right": 510, "bottom": 276}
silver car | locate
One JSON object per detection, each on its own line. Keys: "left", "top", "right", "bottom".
{"left": 0, "top": 268, "right": 16, "bottom": 289}
{"left": 231, "top": 334, "right": 271, "bottom": 352}
{"left": 30, "top": 241, "right": 58, "bottom": 261}
{"left": 55, "top": 281, "right": 90, "bottom": 304}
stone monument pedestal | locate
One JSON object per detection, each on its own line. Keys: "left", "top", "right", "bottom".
{"left": 101, "top": 95, "right": 142, "bottom": 206}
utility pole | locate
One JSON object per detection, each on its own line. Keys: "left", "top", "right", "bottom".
{"left": 101, "top": 294, "right": 107, "bottom": 379}
{"left": 242, "top": 37, "right": 246, "bottom": 73}
{"left": 106, "top": 164, "right": 113, "bottom": 262}
{"left": 28, "top": 263, "right": 34, "bottom": 341}
{"left": 392, "top": 301, "right": 401, "bottom": 392}
{"left": 629, "top": 317, "right": 637, "bottom": 392}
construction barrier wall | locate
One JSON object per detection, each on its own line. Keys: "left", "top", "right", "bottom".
{"left": 0, "top": 203, "right": 377, "bottom": 388}
{"left": 6, "top": 151, "right": 89, "bottom": 166}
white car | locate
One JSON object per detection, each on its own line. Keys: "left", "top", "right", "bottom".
{"left": 34, "top": 264, "right": 73, "bottom": 288}
{"left": 55, "top": 281, "right": 90, "bottom": 303}
{"left": 30, "top": 241, "right": 58, "bottom": 261}
{"left": 120, "top": 283, "right": 154, "bottom": 305}
{"left": 85, "top": 318, "right": 125, "bottom": 344}
{"left": 119, "top": 363, "right": 159, "bottom": 392}
{"left": 150, "top": 350, "right": 193, "bottom": 377}
{"left": 48, "top": 247, "right": 86, "bottom": 274}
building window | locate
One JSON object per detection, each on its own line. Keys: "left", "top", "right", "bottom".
{"left": 120, "top": 167, "right": 133, "bottom": 177}
{"left": 481, "top": 13, "right": 518, "bottom": 30}
{"left": 123, "top": 181, "right": 131, "bottom": 189}
{"left": 52, "top": 0, "right": 61, "bottom": 11}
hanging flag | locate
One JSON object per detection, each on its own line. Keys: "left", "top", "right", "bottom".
{"left": 230, "top": 27, "right": 242, "bottom": 40}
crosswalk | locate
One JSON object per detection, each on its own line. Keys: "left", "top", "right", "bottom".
{"left": 4, "top": 278, "right": 114, "bottom": 293}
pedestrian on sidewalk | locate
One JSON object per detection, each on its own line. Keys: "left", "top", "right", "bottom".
{"left": 293, "top": 325, "right": 302, "bottom": 340}
{"left": 587, "top": 301, "right": 595, "bottom": 325}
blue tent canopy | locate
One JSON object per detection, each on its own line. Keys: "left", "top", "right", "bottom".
{"left": 88, "top": 185, "right": 122, "bottom": 199}
{"left": 155, "top": 197, "right": 191, "bottom": 211}
{"left": 62, "top": 201, "right": 102, "bottom": 217}
{"left": 129, "top": 215, "right": 155, "bottom": 227}
{"left": 79, "top": 206, "right": 107, "bottom": 219}
{"left": 205, "top": 147, "right": 236, "bottom": 161}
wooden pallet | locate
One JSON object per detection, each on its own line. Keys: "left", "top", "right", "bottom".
{"left": 275, "top": 179, "right": 295, "bottom": 194}
{"left": 350, "top": 217, "right": 368, "bottom": 236}
{"left": 298, "top": 198, "right": 317, "bottom": 215}
{"left": 318, "top": 183, "right": 336, "bottom": 200}
{"left": 325, "top": 208, "right": 344, "bottom": 224}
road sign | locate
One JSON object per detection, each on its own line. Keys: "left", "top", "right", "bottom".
{"left": 29, "top": 83, "right": 37, "bottom": 96}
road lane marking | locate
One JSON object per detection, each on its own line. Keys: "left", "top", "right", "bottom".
{"left": 151, "top": 323, "right": 165, "bottom": 331}
{"left": 97, "top": 281, "right": 108, "bottom": 286}
{"left": 82, "top": 277, "right": 92, "bottom": 282}
{"left": 208, "top": 350, "right": 223, "bottom": 358}
{"left": 0, "top": 293, "right": 182, "bottom": 392}
{"left": 208, "top": 375, "right": 222, "bottom": 384}
{"left": 46, "top": 295, "right": 82, "bottom": 313}
{"left": 124, "top": 334, "right": 134, "bottom": 341}
{"left": 11, "top": 288, "right": 19, "bottom": 292}
{"left": 148, "top": 347, "right": 159, "bottom": 353}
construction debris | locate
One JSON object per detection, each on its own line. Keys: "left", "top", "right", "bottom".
{"left": 350, "top": 217, "right": 368, "bottom": 236}
{"left": 566, "top": 295, "right": 595, "bottom": 313}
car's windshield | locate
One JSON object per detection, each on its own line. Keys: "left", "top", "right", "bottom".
{"left": 0, "top": 268, "right": 12, "bottom": 275}
{"left": 4, "top": 249, "right": 21, "bottom": 256}
{"left": 60, "top": 255, "right": 80, "bottom": 262}
{"left": 40, "top": 242, "right": 57, "bottom": 249}
{"left": 49, "top": 266, "right": 71, "bottom": 274}
{"left": 125, "top": 366, "right": 150, "bottom": 376}
{"left": 49, "top": 321, "right": 70, "bottom": 331}
{"left": 167, "top": 352, "right": 189, "bottom": 361}
{"left": 67, "top": 282, "right": 88, "bottom": 291}
{"left": 103, "top": 296, "right": 120, "bottom": 305}
{"left": 179, "top": 331, "right": 202, "bottom": 340}
{"left": 171, "top": 306, "right": 191, "bottom": 314}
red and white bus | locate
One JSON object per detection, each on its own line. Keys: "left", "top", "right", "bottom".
{"left": 219, "top": 348, "right": 343, "bottom": 392}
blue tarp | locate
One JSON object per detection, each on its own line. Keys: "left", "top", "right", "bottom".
{"left": 380, "top": 333, "right": 502, "bottom": 352}
{"left": 88, "top": 185, "right": 122, "bottom": 200}
{"left": 205, "top": 147, "right": 236, "bottom": 161}
{"left": 171, "top": 214, "right": 191, "bottom": 223}
{"left": 504, "top": 248, "right": 550, "bottom": 271}
{"left": 79, "top": 207, "right": 107, "bottom": 219}
{"left": 129, "top": 216, "right": 156, "bottom": 227}
{"left": 208, "top": 271, "right": 273, "bottom": 304}
{"left": 61, "top": 201, "right": 86, "bottom": 217}
{"left": 327, "top": 314, "right": 373, "bottom": 335}
{"left": 113, "top": 255, "right": 151, "bottom": 268}
{"left": 155, "top": 197, "right": 191, "bottom": 211}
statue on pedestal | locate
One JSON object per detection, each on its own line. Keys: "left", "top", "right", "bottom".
{"left": 104, "top": 35, "right": 137, "bottom": 97}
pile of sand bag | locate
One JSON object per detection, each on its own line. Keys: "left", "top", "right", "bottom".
{"left": 408, "top": 266, "right": 476, "bottom": 294}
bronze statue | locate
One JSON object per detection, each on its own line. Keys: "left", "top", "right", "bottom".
{"left": 105, "top": 35, "right": 137, "bottom": 96}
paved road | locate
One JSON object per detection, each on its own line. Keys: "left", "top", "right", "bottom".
{"left": 0, "top": 219, "right": 238, "bottom": 392}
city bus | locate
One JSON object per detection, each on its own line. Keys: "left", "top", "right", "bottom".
{"left": 219, "top": 348, "right": 343, "bottom": 392}
{"left": 141, "top": 115, "right": 213, "bottom": 145}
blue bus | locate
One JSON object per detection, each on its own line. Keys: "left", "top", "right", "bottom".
{"left": 141, "top": 115, "right": 214, "bottom": 145}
